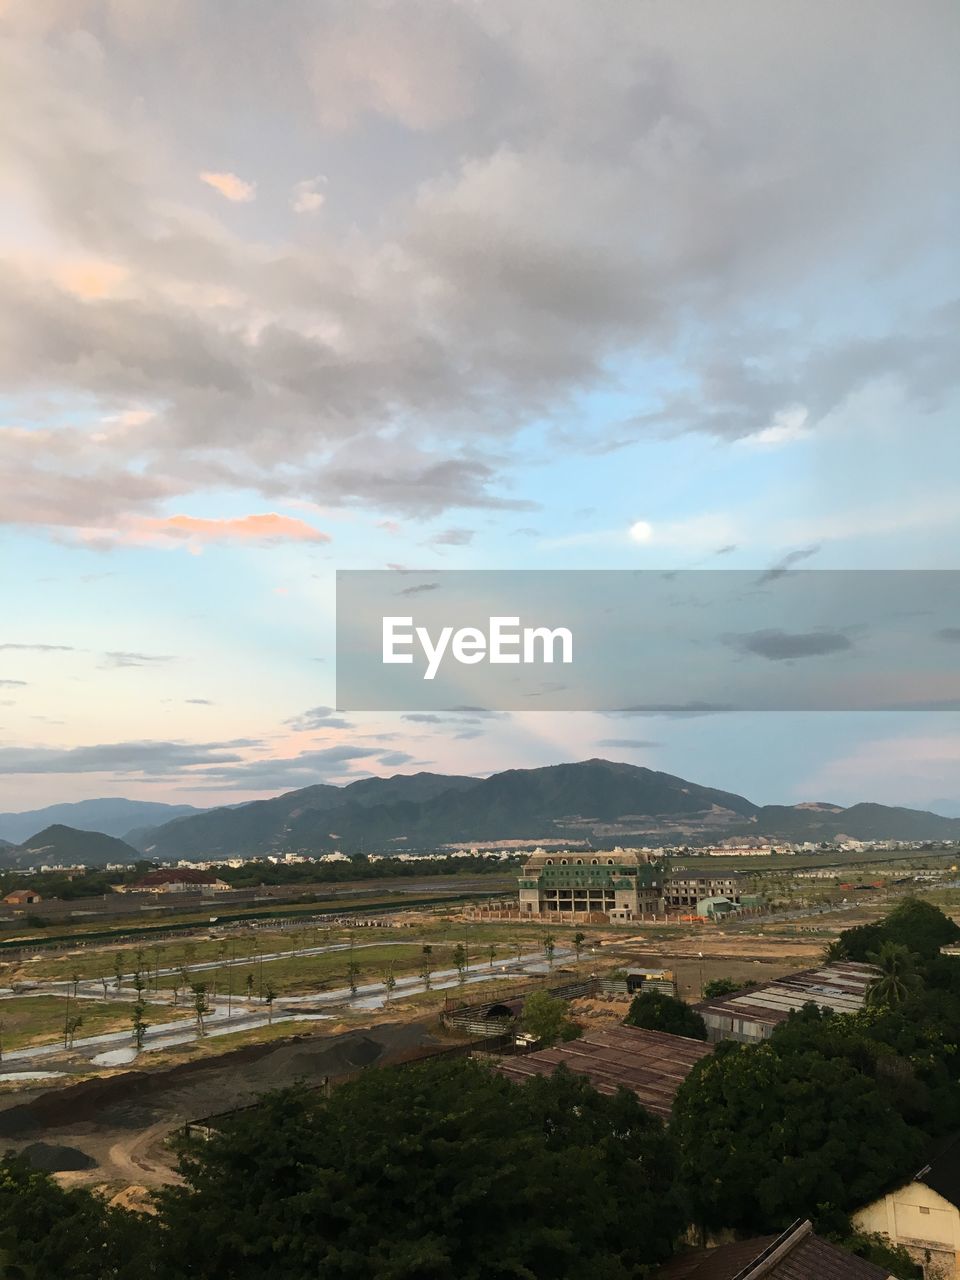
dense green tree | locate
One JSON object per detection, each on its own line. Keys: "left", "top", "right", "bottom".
{"left": 770, "top": 999, "right": 960, "bottom": 1134}
{"left": 672, "top": 1040, "right": 925, "bottom": 1234}
{"left": 838, "top": 899, "right": 959, "bottom": 963}
{"left": 521, "top": 990, "right": 581, "bottom": 1045}
{"left": 156, "top": 1058, "right": 684, "bottom": 1279}
{"left": 624, "top": 991, "right": 707, "bottom": 1041}
{"left": 0, "top": 1153, "right": 153, "bottom": 1279}
{"left": 703, "top": 978, "right": 742, "bottom": 999}
{"left": 882, "top": 899, "right": 960, "bottom": 958}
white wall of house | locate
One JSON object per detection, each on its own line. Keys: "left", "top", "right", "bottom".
{"left": 855, "top": 1181, "right": 960, "bottom": 1279}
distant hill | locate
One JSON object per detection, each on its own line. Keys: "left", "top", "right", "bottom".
{"left": 754, "top": 802, "right": 960, "bottom": 843}
{"left": 0, "top": 798, "right": 204, "bottom": 845}
{"left": 134, "top": 772, "right": 481, "bottom": 858}
{"left": 132, "top": 759, "right": 960, "bottom": 860}
{"left": 134, "top": 760, "right": 760, "bottom": 858}
{"left": 2, "top": 825, "right": 141, "bottom": 869}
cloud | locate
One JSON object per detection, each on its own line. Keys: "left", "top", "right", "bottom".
{"left": 755, "top": 546, "right": 820, "bottom": 585}
{"left": 102, "top": 651, "right": 177, "bottom": 668}
{"left": 291, "top": 177, "right": 326, "bottom": 213}
{"left": 199, "top": 170, "right": 256, "bottom": 202}
{"left": 285, "top": 706, "right": 354, "bottom": 731}
{"left": 596, "top": 738, "right": 662, "bottom": 750}
{"left": 726, "top": 629, "right": 853, "bottom": 661}
{"left": 606, "top": 702, "right": 733, "bottom": 718}
{"left": 401, "top": 706, "right": 508, "bottom": 730}
{"left": 398, "top": 582, "right": 439, "bottom": 596}
{"left": 0, "top": 643, "right": 74, "bottom": 652}
{"left": 0, "top": 680, "right": 28, "bottom": 687}
{"left": 737, "top": 405, "right": 810, "bottom": 448}
{"left": 428, "top": 527, "right": 475, "bottom": 546}
{"left": 937, "top": 628, "right": 960, "bottom": 644}
{"left": 185, "top": 698, "right": 214, "bottom": 705}
{"left": 0, "top": 0, "right": 956, "bottom": 539}
{"left": 125, "top": 512, "right": 332, "bottom": 548}
{"left": 0, "top": 740, "right": 257, "bottom": 776}
{"left": 184, "top": 744, "right": 391, "bottom": 789}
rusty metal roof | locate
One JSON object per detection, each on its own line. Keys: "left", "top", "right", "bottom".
{"left": 655, "top": 1220, "right": 891, "bottom": 1280}
{"left": 496, "top": 1025, "right": 712, "bottom": 1119}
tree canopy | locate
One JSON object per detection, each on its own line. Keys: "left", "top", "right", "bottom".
{"left": 672, "top": 1039, "right": 925, "bottom": 1235}
{"left": 155, "top": 1057, "right": 684, "bottom": 1279}
{"left": 521, "top": 990, "right": 581, "bottom": 1045}
{"left": 0, "top": 1154, "right": 149, "bottom": 1280}
{"left": 703, "top": 978, "right": 743, "bottom": 999}
{"left": 624, "top": 991, "right": 707, "bottom": 1041}
{"left": 836, "top": 898, "right": 960, "bottom": 963}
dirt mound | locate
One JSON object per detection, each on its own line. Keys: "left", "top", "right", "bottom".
{"left": 109, "top": 1184, "right": 158, "bottom": 1215}
{"left": 21, "top": 1142, "right": 96, "bottom": 1172}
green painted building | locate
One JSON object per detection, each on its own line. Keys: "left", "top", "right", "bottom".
{"left": 518, "top": 848, "right": 665, "bottom": 921}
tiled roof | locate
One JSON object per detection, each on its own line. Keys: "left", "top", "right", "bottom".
{"left": 496, "top": 1024, "right": 712, "bottom": 1119}
{"left": 655, "top": 1221, "right": 891, "bottom": 1280}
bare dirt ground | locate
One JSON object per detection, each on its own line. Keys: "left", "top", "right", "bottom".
{"left": 0, "top": 1016, "right": 450, "bottom": 1198}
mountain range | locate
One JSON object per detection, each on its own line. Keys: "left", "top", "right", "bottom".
{"left": 129, "top": 760, "right": 960, "bottom": 861}
{"left": 1, "top": 761, "right": 958, "bottom": 868}
{"left": 0, "top": 798, "right": 203, "bottom": 845}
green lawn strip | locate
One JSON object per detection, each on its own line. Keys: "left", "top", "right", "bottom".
{"left": 153, "top": 941, "right": 459, "bottom": 997}
{"left": 0, "top": 995, "right": 187, "bottom": 1052}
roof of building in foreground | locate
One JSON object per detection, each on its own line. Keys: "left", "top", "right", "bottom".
{"left": 654, "top": 1220, "right": 891, "bottom": 1280}
{"left": 496, "top": 1024, "right": 712, "bottom": 1119}
{"left": 694, "top": 961, "right": 878, "bottom": 1029}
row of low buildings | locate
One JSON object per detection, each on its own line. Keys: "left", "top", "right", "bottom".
{"left": 516, "top": 847, "right": 762, "bottom": 922}
{"left": 496, "top": 960, "right": 960, "bottom": 1278}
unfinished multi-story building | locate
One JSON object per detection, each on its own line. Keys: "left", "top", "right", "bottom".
{"left": 517, "top": 848, "right": 664, "bottom": 922}
{"left": 662, "top": 871, "right": 743, "bottom": 910}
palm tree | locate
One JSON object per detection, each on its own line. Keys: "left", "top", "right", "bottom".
{"left": 865, "top": 942, "right": 921, "bottom": 1007}
{"left": 822, "top": 939, "right": 847, "bottom": 963}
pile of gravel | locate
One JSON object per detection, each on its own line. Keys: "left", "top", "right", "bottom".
{"left": 20, "top": 1142, "right": 96, "bottom": 1172}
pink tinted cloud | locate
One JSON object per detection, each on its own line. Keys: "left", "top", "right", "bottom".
{"left": 86, "top": 513, "right": 332, "bottom": 549}
{"left": 198, "top": 171, "right": 256, "bottom": 203}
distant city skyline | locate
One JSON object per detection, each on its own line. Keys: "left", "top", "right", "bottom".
{"left": 1, "top": 1, "right": 958, "bottom": 812}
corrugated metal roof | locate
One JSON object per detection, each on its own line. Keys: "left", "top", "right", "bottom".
{"left": 695, "top": 961, "right": 877, "bottom": 1030}
{"left": 497, "top": 1025, "right": 712, "bottom": 1119}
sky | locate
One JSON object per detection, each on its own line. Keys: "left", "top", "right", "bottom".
{"left": 1, "top": 0, "right": 959, "bottom": 815}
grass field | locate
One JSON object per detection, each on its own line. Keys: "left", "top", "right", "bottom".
{"left": 7, "top": 917, "right": 584, "bottom": 987}
{"left": 153, "top": 941, "right": 466, "bottom": 997}
{"left": 0, "top": 995, "right": 186, "bottom": 1053}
